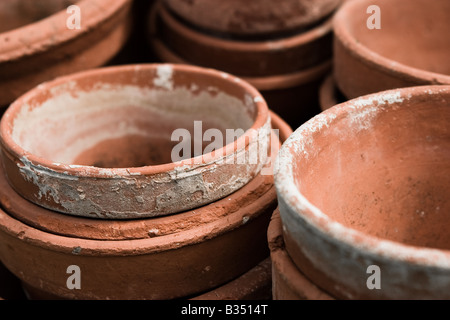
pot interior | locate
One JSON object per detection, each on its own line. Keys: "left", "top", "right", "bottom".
{"left": 8, "top": 66, "right": 256, "bottom": 168}
{"left": 345, "top": 0, "right": 450, "bottom": 75}
{"left": 0, "top": 0, "right": 79, "bottom": 33}
{"left": 295, "top": 91, "right": 450, "bottom": 250}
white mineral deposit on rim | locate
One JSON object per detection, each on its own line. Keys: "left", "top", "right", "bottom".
{"left": 153, "top": 64, "right": 174, "bottom": 90}
{"left": 274, "top": 87, "right": 450, "bottom": 272}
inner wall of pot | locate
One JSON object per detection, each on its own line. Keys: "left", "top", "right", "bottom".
{"left": 347, "top": 0, "right": 450, "bottom": 75}
{"left": 0, "top": 0, "right": 79, "bottom": 33}
{"left": 11, "top": 82, "right": 255, "bottom": 168}
{"left": 296, "top": 98, "right": 450, "bottom": 250}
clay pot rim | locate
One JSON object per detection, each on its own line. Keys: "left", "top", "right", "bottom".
{"left": 333, "top": 0, "right": 450, "bottom": 85}
{"left": 319, "top": 73, "right": 338, "bottom": 111}
{"left": 0, "top": 63, "right": 269, "bottom": 178}
{"left": 0, "top": 0, "right": 131, "bottom": 63}
{"left": 274, "top": 85, "right": 450, "bottom": 269}
{"left": 0, "top": 179, "right": 273, "bottom": 256}
{"left": 155, "top": 1, "right": 334, "bottom": 53}
{"left": 150, "top": 37, "right": 332, "bottom": 91}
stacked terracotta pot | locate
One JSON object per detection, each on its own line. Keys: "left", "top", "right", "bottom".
{"left": 320, "top": 0, "right": 450, "bottom": 112}
{"left": 272, "top": 0, "right": 450, "bottom": 300}
{"left": 0, "top": 63, "right": 293, "bottom": 300}
{"left": 149, "top": 0, "right": 344, "bottom": 129}
{"left": 0, "top": 0, "right": 134, "bottom": 113}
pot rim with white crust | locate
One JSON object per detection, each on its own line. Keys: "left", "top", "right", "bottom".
{"left": 274, "top": 85, "right": 450, "bottom": 299}
{"left": 0, "top": 63, "right": 271, "bottom": 219}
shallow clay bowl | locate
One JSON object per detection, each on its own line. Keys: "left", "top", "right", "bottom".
{"left": 275, "top": 85, "right": 450, "bottom": 299}
{"left": 0, "top": 64, "right": 271, "bottom": 219}
{"left": 0, "top": 111, "right": 290, "bottom": 240}
{"left": 152, "top": 2, "right": 333, "bottom": 77}
{"left": 333, "top": 0, "right": 450, "bottom": 99}
{"left": 163, "top": 0, "right": 341, "bottom": 37}
{"left": 0, "top": 0, "right": 132, "bottom": 107}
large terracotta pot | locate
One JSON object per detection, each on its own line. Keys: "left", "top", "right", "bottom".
{"left": 334, "top": 0, "right": 450, "bottom": 99}
{"left": 0, "top": 64, "right": 271, "bottom": 219}
{"left": 275, "top": 85, "right": 450, "bottom": 299}
{"left": 0, "top": 0, "right": 133, "bottom": 108}
{"left": 163, "top": 0, "right": 341, "bottom": 38}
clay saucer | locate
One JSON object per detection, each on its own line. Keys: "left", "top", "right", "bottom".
{"left": 163, "top": 0, "right": 341, "bottom": 38}
{"left": 0, "top": 0, "right": 133, "bottom": 107}
{"left": 333, "top": 0, "right": 450, "bottom": 99}
{"left": 0, "top": 63, "right": 271, "bottom": 219}
{"left": 275, "top": 85, "right": 450, "bottom": 299}
{"left": 151, "top": 1, "right": 333, "bottom": 77}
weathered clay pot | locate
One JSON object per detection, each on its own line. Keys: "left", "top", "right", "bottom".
{"left": 150, "top": 16, "right": 331, "bottom": 129}
{"left": 319, "top": 74, "right": 347, "bottom": 111}
{"left": 268, "top": 209, "right": 333, "bottom": 300}
{"left": 334, "top": 0, "right": 450, "bottom": 100}
{"left": 0, "top": 111, "right": 287, "bottom": 240}
{"left": 0, "top": 64, "right": 271, "bottom": 219}
{"left": 163, "top": 0, "right": 341, "bottom": 38}
{"left": 275, "top": 85, "right": 450, "bottom": 299}
{"left": 0, "top": 111, "right": 291, "bottom": 300}
{"left": 0, "top": 0, "right": 133, "bottom": 108}
{"left": 150, "top": 1, "right": 333, "bottom": 77}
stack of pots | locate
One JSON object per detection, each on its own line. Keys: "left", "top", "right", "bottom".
{"left": 0, "top": 63, "right": 293, "bottom": 300}
{"left": 0, "top": 0, "right": 133, "bottom": 113}
{"left": 149, "top": 0, "right": 344, "bottom": 129}
{"left": 320, "top": 0, "right": 450, "bottom": 112}
{"left": 271, "top": 0, "right": 450, "bottom": 300}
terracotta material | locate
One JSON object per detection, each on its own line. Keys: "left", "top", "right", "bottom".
{"left": 150, "top": 18, "right": 331, "bottom": 129}
{"left": 0, "top": 110, "right": 291, "bottom": 300}
{"left": 275, "top": 85, "right": 450, "bottom": 299}
{"left": 163, "top": 0, "right": 341, "bottom": 37}
{"left": 192, "top": 258, "right": 272, "bottom": 300}
{"left": 268, "top": 209, "right": 333, "bottom": 300}
{"left": 0, "top": 64, "right": 271, "bottom": 219}
{"left": 12, "top": 258, "right": 272, "bottom": 300}
{"left": 334, "top": 0, "right": 450, "bottom": 99}
{"left": 150, "top": 1, "right": 333, "bottom": 77}
{"left": 319, "top": 74, "right": 347, "bottom": 111}
{"left": 0, "top": 171, "right": 276, "bottom": 300}
{"left": 0, "top": 111, "right": 288, "bottom": 240}
{"left": 0, "top": 0, "right": 133, "bottom": 108}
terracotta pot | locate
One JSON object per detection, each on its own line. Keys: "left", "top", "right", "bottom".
{"left": 150, "top": 1, "right": 333, "bottom": 77}
{"left": 334, "top": 0, "right": 450, "bottom": 100}
{"left": 268, "top": 209, "right": 333, "bottom": 300}
{"left": 0, "top": 64, "right": 271, "bottom": 219}
{"left": 0, "top": 110, "right": 291, "bottom": 300}
{"left": 275, "top": 85, "right": 450, "bottom": 299}
{"left": 0, "top": 0, "right": 133, "bottom": 108}
{"left": 319, "top": 74, "right": 347, "bottom": 111}
{"left": 163, "top": 0, "right": 341, "bottom": 38}
{"left": 150, "top": 17, "right": 331, "bottom": 130}
{"left": 0, "top": 111, "right": 288, "bottom": 240}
